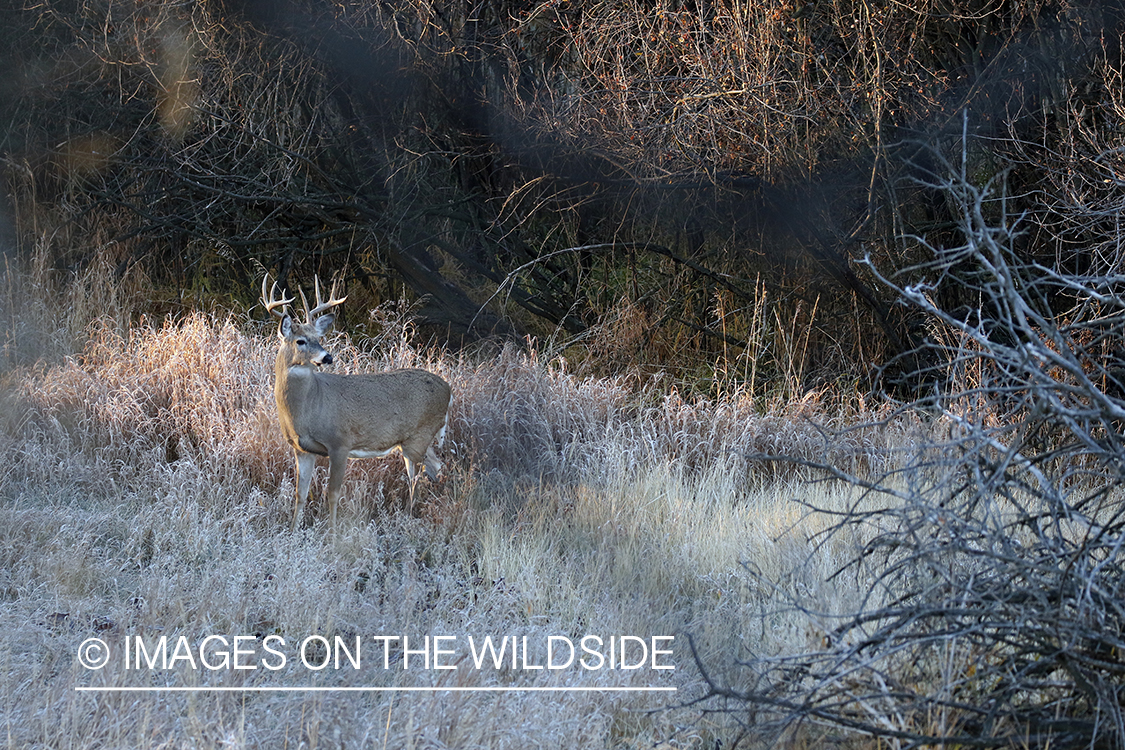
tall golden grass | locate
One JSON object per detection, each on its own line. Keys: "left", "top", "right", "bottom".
{"left": 0, "top": 255, "right": 905, "bottom": 748}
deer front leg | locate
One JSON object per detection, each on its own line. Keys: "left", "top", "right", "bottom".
{"left": 326, "top": 450, "right": 349, "bottom": 530}
{"left": 293, "top": 451, "right": 317, "bottom": 532}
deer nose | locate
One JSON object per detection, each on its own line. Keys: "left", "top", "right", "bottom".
{"left": 322, "top": 353, "right": 334, "bottom": 366}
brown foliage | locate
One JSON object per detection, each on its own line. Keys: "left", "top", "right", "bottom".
{"left": 1, "top": 0, "right": 1120, "bottom": 388}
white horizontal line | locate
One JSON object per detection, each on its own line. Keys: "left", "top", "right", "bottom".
{"left": 76, "top": 686, "right": 677, "bottom": 693}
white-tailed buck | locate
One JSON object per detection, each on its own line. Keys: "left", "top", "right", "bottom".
{"left": 262, "top": 274, "right": 451, "bottom": 530}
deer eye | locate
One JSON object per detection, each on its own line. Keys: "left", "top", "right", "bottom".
{"left": 295, "top": 338, "right": 307, "bottom": 346}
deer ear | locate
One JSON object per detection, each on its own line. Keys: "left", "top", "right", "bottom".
{"left": 314, "top": 314, "right": 335, "bottom": 336}
{"left": 279, "top": 315, "right": 293, "bottom": 338}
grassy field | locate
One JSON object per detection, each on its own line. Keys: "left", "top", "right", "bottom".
{"left": 0, "top": 263, "right": 903, "bottom": 748}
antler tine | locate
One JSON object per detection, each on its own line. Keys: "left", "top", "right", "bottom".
{"left": 261, "top": 274, "right": 294, "bottom": 320}
{"left": 305, "top": 274, "right": 347, "bottom": 322}
{"left": 298, "top": 286, "right": 311, "bottom": 324}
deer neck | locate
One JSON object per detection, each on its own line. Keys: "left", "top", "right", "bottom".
{"left": 274, "top": 350, "right": 323, "bottom": 407}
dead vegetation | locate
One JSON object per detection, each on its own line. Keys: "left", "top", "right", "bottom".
{"left": 0, "top": 248, "right": 904, "bottom": 748}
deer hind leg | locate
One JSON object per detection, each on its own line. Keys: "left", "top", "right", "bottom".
{"left": 326, "top": 450, "right": 349, "bottom": 530}
{"left": 400, "top": 450, "right": 423, "bottom": 512}
{"left": 422, "top": 444, "right": 443, "bottom": 481}
{"left": 402, "top": 429, "right": 443, "bottom": 484}
{"left": 293, "top": 451, "right": 317, "bottom": 532}
{"left": 425, "top": 415, "right": 447, "bottom": 481}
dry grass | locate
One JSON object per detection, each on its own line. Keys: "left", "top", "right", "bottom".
{"left": 0, "top": 260, "right": 908, "bottom": 748}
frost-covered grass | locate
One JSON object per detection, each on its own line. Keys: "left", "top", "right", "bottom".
{"left": 0, "top": 262, "right": 905, "bottom": 748}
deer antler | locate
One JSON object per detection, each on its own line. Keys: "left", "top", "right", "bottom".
{"left": 301, "top": 274, "right": 347, "bottom": 323}
{"left": 261, "top": 274, "right": 295, "bottom": 320}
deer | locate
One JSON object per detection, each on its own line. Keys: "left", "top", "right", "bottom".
{"left": 261, "top": 274, "right": 452, "bottom": 531}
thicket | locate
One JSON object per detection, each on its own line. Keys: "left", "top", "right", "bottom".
{"left": 3, "top": 0, "right": 1123, "bottom": 389}
{"left": 696, "top": 136, "right": 1125, "bottom": 749}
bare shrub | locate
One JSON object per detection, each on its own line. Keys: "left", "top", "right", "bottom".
{"left": 700, "top": 129, "right": 1125, "bottom": 749}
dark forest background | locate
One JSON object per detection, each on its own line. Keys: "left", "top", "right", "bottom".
{"left": 3, "top": 0, "right": 1124, "bottom": 392}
